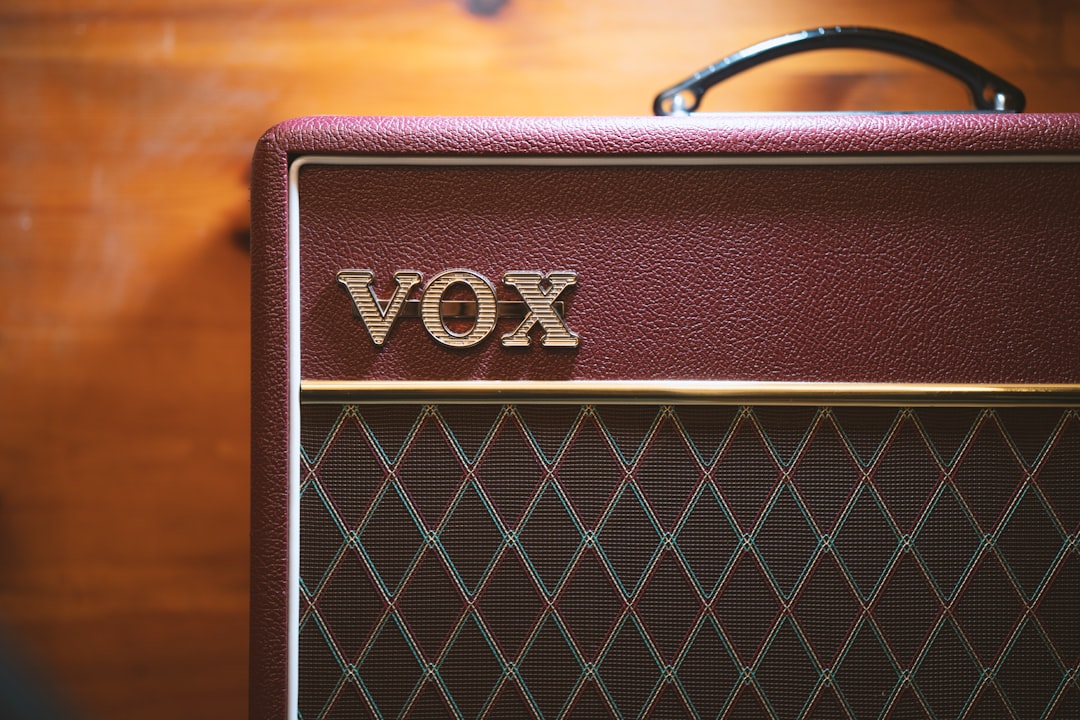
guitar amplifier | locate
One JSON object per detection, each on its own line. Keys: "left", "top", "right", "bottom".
{"left": 252, "top": 110, "right": 1080, "bottom": 716}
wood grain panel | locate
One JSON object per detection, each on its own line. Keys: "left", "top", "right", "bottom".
{"left": 1, "top": 1, "right": 1077, "bottom": 718}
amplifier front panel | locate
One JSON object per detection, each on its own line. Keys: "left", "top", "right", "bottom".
{"left": 297, "top": 401, "right": 1079, "bottom": 719}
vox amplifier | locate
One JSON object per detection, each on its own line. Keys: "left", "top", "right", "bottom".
{"left": 252, "top": 114, "right": 1080, "bottom": 719}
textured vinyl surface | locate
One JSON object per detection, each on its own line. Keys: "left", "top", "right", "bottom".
{"left": 295, "top": 157, "right": 1080, "bottom": 385}
{"left": 297, "top": 403, "right": 1079, "bottom": 719}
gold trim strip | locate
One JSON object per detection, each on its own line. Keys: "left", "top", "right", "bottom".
{"left": 299, "top": 380, "right": 1080, "bottom": 406}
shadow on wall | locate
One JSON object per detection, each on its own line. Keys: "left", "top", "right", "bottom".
{"left": 466, "top": 0, "right": 510, "bottom": 17}
{"left": 0, "top": 629, "right": 74, "bottom": 720}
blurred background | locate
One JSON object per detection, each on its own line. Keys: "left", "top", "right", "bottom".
{"left": 1, "top": 1, "right": 1078, "bottom": 718}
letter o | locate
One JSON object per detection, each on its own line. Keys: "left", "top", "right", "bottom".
{"left": 420, "top": 270, "right": 498, "bottom": 348}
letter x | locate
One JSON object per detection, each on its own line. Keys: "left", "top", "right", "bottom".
{"left": 501, "top": 271, "right": 579, "bottom": 347}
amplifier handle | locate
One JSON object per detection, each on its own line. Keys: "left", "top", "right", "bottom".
{"left": 653, "top": 26, "right": 1026, "bottom": 115}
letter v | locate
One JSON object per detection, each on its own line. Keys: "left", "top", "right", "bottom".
{"left": 337, "top": 270, "right": 422, "bottom": 345}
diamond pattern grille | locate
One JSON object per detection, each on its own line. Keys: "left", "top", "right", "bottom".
{"left": 298, "top": 404, "right": 1080, "bottom": 719}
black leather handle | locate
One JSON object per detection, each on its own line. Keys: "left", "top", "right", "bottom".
{"left": 653, "top": 26, "right": 1026, "bottom": 115}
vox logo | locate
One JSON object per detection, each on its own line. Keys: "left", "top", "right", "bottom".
{"left": 337, "top": 269, "right": 579, "bottom": 349}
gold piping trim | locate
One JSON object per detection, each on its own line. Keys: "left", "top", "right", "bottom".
{"left": 299, "top": 380, "right": 1080, "bottom": 406}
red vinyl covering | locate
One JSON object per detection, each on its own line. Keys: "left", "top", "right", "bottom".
{"left": 251, "top": 115, "right": 1080, "bottom": 720}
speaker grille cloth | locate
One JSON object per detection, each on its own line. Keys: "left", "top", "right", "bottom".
{"left": 297, "top": 404, "right": 1079, "bottom": 719}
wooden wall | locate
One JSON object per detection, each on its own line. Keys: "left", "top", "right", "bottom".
{"left": 1, "top": 0, "right": 1077, "bottom": 718}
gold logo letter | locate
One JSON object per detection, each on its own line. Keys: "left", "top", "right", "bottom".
{"left": 420, "top": 270, "right": 498, "bottom": 348}
{"left": 337, "top": 270, "right": 422, "bottom": 346}
{"left": 501, "top": 271, "right": 579, "bottom": 348}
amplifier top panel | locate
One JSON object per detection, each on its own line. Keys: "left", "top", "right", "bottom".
{"left": 255, "top": 115, "right": 1080, "bottom": 386}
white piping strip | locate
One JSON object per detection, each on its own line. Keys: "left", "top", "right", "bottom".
{"left": 292, "top": 153, "right": 1078, "bottom": 168}
{"left": 287, "top": 160, "right": 302, "bottom": 720}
